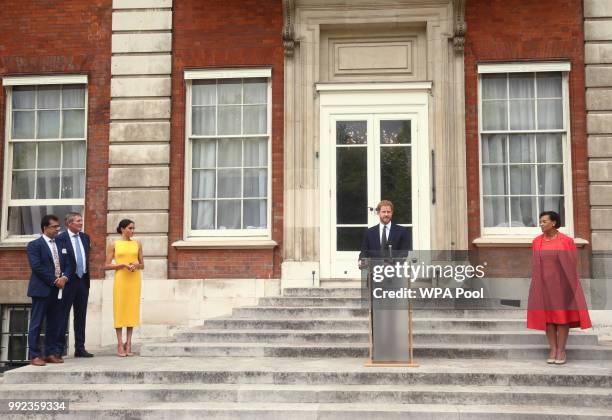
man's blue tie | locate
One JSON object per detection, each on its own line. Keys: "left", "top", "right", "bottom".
{"left": 74, "top": 234, "right": 85, "bottom": 278}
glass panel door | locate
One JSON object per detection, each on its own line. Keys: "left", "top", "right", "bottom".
{"left": 329, "top": 114, "right": 415, "bottom": 278}
{"left": 378, "top": 117, "right": 413, "bottom": 242}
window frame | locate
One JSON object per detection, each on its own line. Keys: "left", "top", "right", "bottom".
{"left": 1, "top": 75, "right": 88, "bottom": 243}
{"left": 477, "top": 62, "right": 574, "bottom": 237}
{"left": 183, "top": 68, "right": 273, "bottom": 240}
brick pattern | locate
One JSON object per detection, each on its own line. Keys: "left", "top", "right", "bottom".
{"left": 168, "top": 0, "right": 284, "bottom": 279}
{"left": 0, "top": 0, "right": 112, "bottom": 281}
{"left": 464, "top": 0, "right": 589, "bottom": 277}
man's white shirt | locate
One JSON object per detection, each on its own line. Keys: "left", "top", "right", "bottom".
{"left": 42, "top": 234, "right": 58, "bottom": 256}
{"left": 378, "top": 222, "right": 391, "bottom": 243}
{"left": 70, "top": 231, "right": 87, "bottom": 274}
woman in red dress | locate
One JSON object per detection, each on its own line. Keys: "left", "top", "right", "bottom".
{"left": 527, "top": 211, "right": 592, "bottom": 365}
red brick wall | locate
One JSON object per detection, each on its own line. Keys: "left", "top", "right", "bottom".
{"left": 168, "top": 0, "right": 284, "bottom": 279}
{"left": 0, "top": 0, "right": 111, "bottom": 280}
{"left": 464, "top": 0, "right": 589, "bottom": 276}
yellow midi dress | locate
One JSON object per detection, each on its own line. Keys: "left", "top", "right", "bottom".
{"left": 113, "top": 240, "right": 141, "bottom": 328}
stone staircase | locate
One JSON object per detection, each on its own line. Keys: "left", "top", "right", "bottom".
{"left": 141, "top": 288, "right": 611, "bottom": 361}
{"left": 2, "top": 286, "right": 612, "bottom": 419}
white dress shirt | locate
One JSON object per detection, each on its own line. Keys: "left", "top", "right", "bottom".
{"left": 42, "top": 234, "right": 58, "bottom": 255}
{"left": 70, "top": 231, "right": 87, "bottom": 274}
{"left": 379, "top": 222, "right": 391, "bottom": 243}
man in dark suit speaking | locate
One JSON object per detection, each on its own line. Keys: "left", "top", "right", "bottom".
{"left": 26, "top": 214, "right": 72, "bottom": 366}
{"left": 358, "top": 200, "right": 412, "bottom": 363}
{"left": 358, "top": 199, "right": 411, "bottom": 265}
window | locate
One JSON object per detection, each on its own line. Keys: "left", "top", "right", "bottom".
{"left": 478, "top": 63, "right": 572, "bottom": 235}
{"left": 2, "top": 76, "right": 87, "bottom": 240}
{"left": 0, "top": 305, "right": 31, "bottom": 366}
{"left": 185, "top": 69, "right": 271, "bottom": 238}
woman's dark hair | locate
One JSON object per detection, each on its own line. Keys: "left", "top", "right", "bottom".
{"left": 116, "top": 219, "right": 135, "bottom": 234}
{"left": 539, "top": 211, "right": 561, "bottom": 228}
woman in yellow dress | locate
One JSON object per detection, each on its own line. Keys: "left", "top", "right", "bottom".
{"left": 104, "top": 219, "right": 143, "bottom": 357}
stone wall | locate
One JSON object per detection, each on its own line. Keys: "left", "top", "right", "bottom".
{"left": 585, "top": 0, "right": 612, "bottom": 278}
{"left": 465, "top": 0, "right": 589, "bottom": 276}
{"left": 108, "top": 0, "right": 172, "bottom": 280}
{"left": 0, "top": 0, "right": 112, "bottom": 280}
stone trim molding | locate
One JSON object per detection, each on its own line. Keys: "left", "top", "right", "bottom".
{"left": 473, "top": 237, "right": 589, "bottom": 248}
{"left": 283, "top": 0, "right": 298, "bottom": 57}
{"left": 453, "top": 0, "right": 466, "bottom": 52}
{"left": 172, "top": 240, "right": 279, "bottom": 249}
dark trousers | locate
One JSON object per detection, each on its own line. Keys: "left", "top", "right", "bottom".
{"left": 28, "top": 289, "right": 62, "bottom": 359}
{"left": 59, "top": 277, "right": 89, "bottom": 353}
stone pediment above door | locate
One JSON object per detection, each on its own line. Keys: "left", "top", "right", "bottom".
{"left": 319, "top": 26, "right": 427, "bottom": 82}
{"left": 283, "top": 0, "right": 466, "bottom": 58}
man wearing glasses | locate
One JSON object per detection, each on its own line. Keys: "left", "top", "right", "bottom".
{"left": 26, "top": 215, "right": 72, "bottom": 366}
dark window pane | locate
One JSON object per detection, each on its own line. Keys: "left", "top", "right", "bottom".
{"left": 337, "top": 227, "right": 367, "bottom": 251}
{"left": 9, "top": 336, "right": 28, "bottom": 361}
{"left": 381, "top": 146, "right": 411, "bottom": 224}
{"left": 336, "top": 121, "right": 367, "bottom": 145}
{"left": 380, "top": 120, "right": 410, "bottom": 144}
{"left": 8, "top": 309, "right": 29, "bottom": 331}
{"left": 336, "top": 147, "right": 367, "bottom": 224}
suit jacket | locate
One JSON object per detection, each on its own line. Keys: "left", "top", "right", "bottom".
{"left": 56, "top": 230, "right": 91, "bottom": 289}
{"left": 27, "top": 236, "right": 73, "bottom": 298}
{"left": 359, "top": 222, "right": 412, "bottom": 260}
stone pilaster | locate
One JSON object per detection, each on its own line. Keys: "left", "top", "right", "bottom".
{"left": 585, "top": 0, "right": 612, "bottom": 277}
{"left": 108, "top": 0, "right": 172, "bottom": 279}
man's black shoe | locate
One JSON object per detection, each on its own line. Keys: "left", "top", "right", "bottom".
{"left": 74, "top": 350, "right": 94, "bottom": 358}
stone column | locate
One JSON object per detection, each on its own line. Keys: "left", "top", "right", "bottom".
{"left": 108, "top": 0, "right": 172, "bottom": 279}
{"left": 585, "top": 0, "right": 612, "bottom": 278}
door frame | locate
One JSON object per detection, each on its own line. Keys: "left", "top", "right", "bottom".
{"left": 317, "top": 83, "right": 432, "bottom": 279}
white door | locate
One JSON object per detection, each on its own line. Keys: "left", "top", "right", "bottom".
{"left": 320, "top": 97, "right": 430, "bottom": 279}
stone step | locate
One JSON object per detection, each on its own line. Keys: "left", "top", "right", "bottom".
{"left": 5, "top": 357, "right": 611, "bottom": 388}
{"left": 233, "top": 306, "right": 526, "bottom": 319}
{"left": 258, "top": 296, "right": 517, "bottom": 309}
{"left": 284, "top": 287, "right": 364, "bottom": 297}
{"left": 201, "top": 317, "right": 531, "bottom": 331}
{"left": 284, "top": 286, "right": 447, "bottom": 298}
{"left": 1, "top": 383, "right": 610, "bottom": 408}
{"left": 173, "top": 329, "right": 598, "bottom": 345}
{"left": 5, "top": 401, "right": 612, "bottom": 420}
{"left": 4, "top": 356, "right": 612, "bottom": 391}
{"left": 319, "top": 279, "right": 362, "bottom": 288}
{"left": 259, "top": 297, "right": 369, "bottom": 307}
{"left": 140, "top": 342, "right": 612, "bottom": 359}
